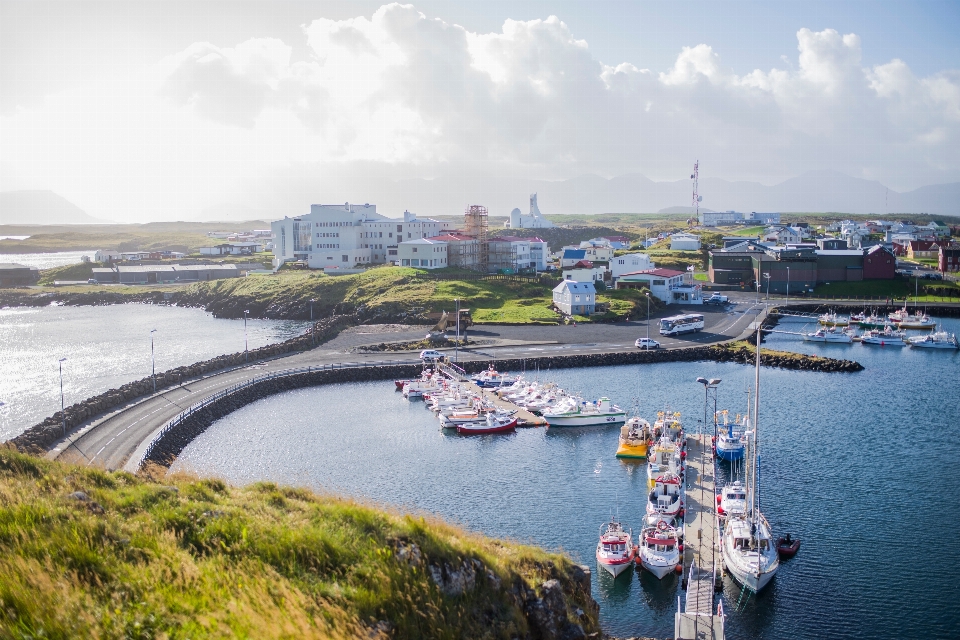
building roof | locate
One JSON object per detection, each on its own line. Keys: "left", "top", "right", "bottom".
{"left": 553, "top": 280, "right": 596, "bottom": 293}
{"left": 399, "top": 238, "right": 447, "bottom": 246}
{"left": 429, "top": 234, "right": 475, "bottom": 242}
{"left": 562, "top": 249, "right": 587, "bottom": 259}
{"left": 601, "top": 236, "right": 631, "bottom": 243}
{"left": 815, "top": 250, "right": 865, "bottom": 256}
{"left": 909, "top": 240, "right": 939, "bottom": 250}
{"left": 490, "top": 236, "right": 530, "bottom": 244}
{"left": 620, "top": 268, "right": 686, "bottom": 278}
{"left": 570, "top": 260, "right": 595, "bottom": 269}
{"left": 670, "top": 233, "right": 700, "bottom": 240}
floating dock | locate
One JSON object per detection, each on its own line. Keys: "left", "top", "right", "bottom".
{"left": 436, "top": 362, "right": 547, "bottom": 426}
{"left": 676, "top": 432, "right": 725, "bottom": 640}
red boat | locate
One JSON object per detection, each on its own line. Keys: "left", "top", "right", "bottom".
{"left": 776, "top": 534, "right": 801, "bottom": 558}
{"left": 456, "top": 414, "right": 518, "bottom": 435}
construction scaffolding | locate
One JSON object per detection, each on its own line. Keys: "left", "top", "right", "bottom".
{"left": 487, "top": 238, "right": 520, "bottom": 274}
{"left": 463, "top": 205, "right": 489, "bottom": 272}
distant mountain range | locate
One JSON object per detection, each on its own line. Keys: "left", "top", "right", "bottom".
{"left": 0, "top": 191, "right": 102, "bottom": 225}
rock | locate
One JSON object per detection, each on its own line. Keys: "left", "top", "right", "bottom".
{"left": 428, "top": 559, "right": 478, "bottom": 597}
{"left": 87, "top": 501, "right": 105, "bottom": 514}
{"left": 525, "top": 579, "right": 586, "bottom": 640}
{"left": 67, "top": 491, "right": 89, "bottom": 501}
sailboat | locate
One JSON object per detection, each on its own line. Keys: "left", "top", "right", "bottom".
{"left": 721, "top": 324, "right": 780, "bottom": 593}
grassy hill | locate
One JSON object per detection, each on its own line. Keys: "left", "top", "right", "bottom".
{"left": 0, "top": 447, "right": 598, "bottom": 639}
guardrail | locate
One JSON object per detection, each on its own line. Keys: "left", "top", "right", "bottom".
{"left": 132, "top": 359, "right": 421, "bottom": 470}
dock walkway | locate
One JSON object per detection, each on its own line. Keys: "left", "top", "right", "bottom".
{"left": 436, "top": 362, "right": 546, "bottom": 426}
{"left": 676, "top": 432, "right": 725, "bottom": 640}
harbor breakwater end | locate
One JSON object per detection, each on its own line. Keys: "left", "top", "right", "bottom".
{"left": 140, "top": 345, "right": 862, "bottom": 470}
{"left": 8, "top": 315, "right": 354, "bottom": 455}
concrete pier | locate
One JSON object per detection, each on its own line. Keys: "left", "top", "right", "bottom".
{"left": 676, "top": 432, "right": 725, "bottom": 640}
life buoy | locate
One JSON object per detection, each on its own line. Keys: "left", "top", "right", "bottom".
{"left": 657, "top": 520, "right": 668, "bottom": 531}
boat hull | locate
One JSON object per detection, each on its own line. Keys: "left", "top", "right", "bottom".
{"left": 639, "top": 557, "right": 678, "bottom": 579}
{"left": 860, "top": 337, "right": 906, "bottom": 346}
{"left": 616, "top": 441, "right": 648, "bottom": 459}
{"left": 715, "top": 445, "right": 745, "bottom": 461}
{"left": 597, "top": 557, "right": 634, "bottom": 578}
{"left": 545, "top": 412, "right": 626, "bottom": 427}
{"left": 456, "top": 418, "right": 518, "bottom": 435}
{"left": 723, "top": 559, "right": 777, "bottom": 593}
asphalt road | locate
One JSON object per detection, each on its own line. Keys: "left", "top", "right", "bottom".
{"left": 53, "top": 302, "right": 765, "bottom": 471}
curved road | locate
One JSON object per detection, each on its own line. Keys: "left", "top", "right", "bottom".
{"left": 53, "top": 302, "right": 765, "bottom": 471}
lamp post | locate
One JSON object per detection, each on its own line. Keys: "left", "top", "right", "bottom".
{"left": 645, "top": 291, "right": 651, "bottom": 342}
{"left": 786, "top": 266, "right": 791, "bottom": 305}
{"left": 763, "top": 273, "right": 771, "bottom": 300}
{"left": 455, "top": 298, "right": 460, "bottom": 363}
{"left": 150, "top": 329, "right": 157, "bottom": 393}
{"left": 58, "top": 357, "right": 67, "bottom": 437}
{"left": 243, "top": 310, "right": 250, "bottom": 362}
{"left": 696, "top": 376, "right": 722, "bottom": 440}
{"left": 309, "top": 298, "right": 316, "bottom": 346}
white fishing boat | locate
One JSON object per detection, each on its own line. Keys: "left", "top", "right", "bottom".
{"left": 717, "top": 481, "right": 747, "bottom": 522}
{"left": 595, "top": 519, "right": 636, "bottom": 578}
{"left": 907, "top": 330, "right": 960, "bottom": 349}
{"left": 542, "top": 396, "right": 626, "bottom": 427}
{"left": 802, "top": 328, "right": 853, "bottom": 343}
{"left": 721, "top": 324, "right": 780, "bottom": 593}
{"left": 645, "top": 471, "right": 683, "bottom": 525}
{"left": 860, "top": 327, "right": 907, "bottom": 346}
{"left": 471, "top": 365, "right": 517, "bottom": 388}
{"left": 818, "top": 311, "right": 849, "bottom": 327}
{"left": 616, "top": 416, "right": 652, "bottom": 459}
{"left": 653, "top": 410, "right": 684, "bottom": 441}
{"left": 897, "top": 314, "right": 936, "bottom": 330}
{"left": 646, "top": 435, "right": 681, "bottom": 487}
{"left": 638, "top": 521, "right": 681, "bottom": 579}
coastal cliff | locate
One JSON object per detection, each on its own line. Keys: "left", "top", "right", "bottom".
{"left": 0, "top": 447, "right": 600, "bottom": 639}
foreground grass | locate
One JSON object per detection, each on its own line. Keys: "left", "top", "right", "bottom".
{"left": 0, "top": 448, "right": 595, "bottom": 639}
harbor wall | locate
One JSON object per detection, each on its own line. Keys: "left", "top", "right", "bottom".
{"left": 775, "top": 303, "right": 960, "bottom": 317}
{"left": 141, "top": 343, "right": 862, "bottom": 469}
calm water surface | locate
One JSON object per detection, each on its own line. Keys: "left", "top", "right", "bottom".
{"left": 173, "top": 315, "right": 960, "bottom": 639}
{"left": 0, "top": 250, "right": 98, "bottom": 269}
{"left": 0, "top": 304, "right": 307, "bottom": 440}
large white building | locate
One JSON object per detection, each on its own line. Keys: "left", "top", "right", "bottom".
{"left": 271, "top": 204, "right": 450, "bottom": 269}
{"left": 700, "top": 210, "right": 781, "bottom": 227}
{"left": 670, "top": 233, "right": 702, "bottom": 251}
{"left": 507, "top": 193, "right": 556, "bottom": 229}
{"left": 610, "top": 253, "right": 655, "bottom": 280}
{"left": 397, "top": 238, "right": 448, "bottom": 269}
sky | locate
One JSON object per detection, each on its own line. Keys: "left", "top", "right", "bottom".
{"left": 1, "top": 0, "right": 958, "bottom": 222}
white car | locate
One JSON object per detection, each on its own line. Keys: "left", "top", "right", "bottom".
{"left": 419, "top": 349, "right": 445, "bottom": 362}
{"left": 635, "top": 338, "right": 661, "bottom": 350}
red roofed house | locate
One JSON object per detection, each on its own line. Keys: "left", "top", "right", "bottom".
{"left": 615, "top": 268, "right": 692, "bottom": 304}
{"left": 907, "top": 240, "right": 940, "bottom": 259}
{"left": 863, "top": 245, "right": 896, "bottom": 279}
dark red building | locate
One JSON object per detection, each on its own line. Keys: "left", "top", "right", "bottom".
{"left": 863, "top": 245, "right": 896, "bottom": 279}
{"left": 939, "top": 243, "right": 960, "bottom": 273}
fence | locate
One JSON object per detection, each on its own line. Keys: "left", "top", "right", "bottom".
{"left": 133, "top": 359, "right": 421, "bottom": 470}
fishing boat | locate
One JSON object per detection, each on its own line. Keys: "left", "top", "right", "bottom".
{"left": 851, "top": 313, "right": 894, "bottom": 330}
{"left": 907, "top": 330, "right": 960, "bottom": 349}
{"left": 637, "top": 521, "right": 681, "bottom": 579}
{"left": 455, "top": 413, "right": 518, "bottom": 435}
{"left": 802, "top": 328, "right": 853, "bottom": 343}
{"left": 714, "top": 410, "right": 745, "bottom": 461}
{"left": 818, "top": 311, "right": 849, "bottom": 327}
{"left": 616, "top": 416, "right": 652, "bottom": 459}
{"left": 653, "top": 410, "right": 684, "bottom": 441}
{"left": 897, "top": 314, "right": 936, "bottom": 330}
{"left": 471, "top": 365, "right": 517, "bottom": 388}
{"left": 645, "top": 472, "right": 683, "bottom": 525}
{"left": 595, "top": 519, "right": 636, "bottom": 578}
{"left": 860, "top": 327, "right": 907, "bottom": 346}
{"left": 721, "top": 324, "right": 780, "bottom": 593}
{"left": 647, "top": 435, "right": 682, "bottom": 488}
{"left": 542, "top": 396, "right": 626, "bottom": 427}
{"left": 716, "top": 481, "right": 747, "bottom": 521}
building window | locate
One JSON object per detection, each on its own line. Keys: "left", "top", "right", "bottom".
{"left": 342, "top": 255, "right": 348, "bottom": 262}
{"left": 402, "top": 259, "right": 409, "bottom": 266}
{"left": 397, "top": 225, "right": 403, "bottom": 232}
{"left": 413, "top": 247, "right": 418, "bottom": 252}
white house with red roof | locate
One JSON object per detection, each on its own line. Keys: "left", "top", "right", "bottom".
{"left": 615, "top": 268, "right": 701, "bottom": 304}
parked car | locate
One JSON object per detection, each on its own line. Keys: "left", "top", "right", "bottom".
{"left": 419, "top": 349, "right": 446, "bottom": 362}
{"left": 704, "top": 293, "right": 729, "bottom": 305}
{"left": 87, "top": 278, "right": 98, "bottom": 284}
{"left": 635, "top": 338, "right": 661, "bottom": 350}
{"left": 922, "top": 272, "right": 943, "bottom": 280}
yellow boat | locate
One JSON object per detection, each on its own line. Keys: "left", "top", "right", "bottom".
{"left": 616, "top": 417, "right": 652, "bottom": 459}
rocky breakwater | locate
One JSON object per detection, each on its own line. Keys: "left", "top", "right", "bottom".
{"left": 8, "top": 315, "right": 354, "bottom": 455}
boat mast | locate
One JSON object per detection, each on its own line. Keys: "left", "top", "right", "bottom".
{"left": 752, "top": 324, "right": 761, "bottom": 538}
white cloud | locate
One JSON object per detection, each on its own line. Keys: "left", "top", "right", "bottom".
{"left": 1, "top": 4, "right": 959, "bottom": 221}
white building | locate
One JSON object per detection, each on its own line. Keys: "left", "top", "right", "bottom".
{"left": 615, "top": 268, "right": 688, "bottom": 304}
{"left": 488, "top": 237, "right": 534, "bottom": 272}
{"left": 611, "top": 253, "right": 656, "bottom": 280}
{"left": 552, "top": 280, "right": 596, "bottom": 316}
{"left": 670, "top": 233, "right": 702, "bottom": 251}
{"left": 700, "top": 210, "right": 781, "bottom": 226}
{"left": 527, "top": 238, "right": 550, "bottom": 271}
{"left": 271, "top": 203, "right": 451, "bottom": 269}
{"left": 562, "top": 263, "right": 607, "bottom": 283}
{"left": 397, "top": 238, "right": 448, "bottom": 269}
{"left": 94, "top": 250, "right": 121, "bottom": 263}
{"left": 507, "top": 193, "right": 556, "bottom": 229}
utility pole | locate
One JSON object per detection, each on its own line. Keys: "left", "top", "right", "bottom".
{"left": 455, "top": 298, "right": 460, "bottom": 363}
{"left": 243, "top": 310, "right": 250, "bottom": 362}
{"left": 310, "top": 299, "right": 316, "bottom": 346}
{"left": 786, "top": 266, "right": 791, "bottom": 305}
{"left": 763, "top": 273, "right": 771, "bottom": 300}
{"left": 645, "top": 292, "right": 651, "bottom": 342}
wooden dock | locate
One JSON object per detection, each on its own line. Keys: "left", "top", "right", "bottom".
{"left": 676, "top": 432, "right": 725, "bottom": 640}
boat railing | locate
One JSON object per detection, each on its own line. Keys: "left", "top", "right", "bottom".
{"left": 131, "top": 358, "right": 422, "bottom": 470}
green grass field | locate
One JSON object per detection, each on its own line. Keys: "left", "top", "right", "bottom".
{"left": 0, "top": 448, "right": 597, "bottom": 639}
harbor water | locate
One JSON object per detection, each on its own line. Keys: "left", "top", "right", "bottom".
{"left": 0, "top": 304, "right": 308, "bottom": 440}
{"left": 0, "top": 250, "right": 99, "bottom": 269}
{"left": 173, "top": 316, "right": 960, "bottom": 639}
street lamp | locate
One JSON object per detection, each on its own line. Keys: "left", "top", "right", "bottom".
{"left": 696, "top": 377, "right": 722, "bottom": 440}
{"left": 58, "top": 357, "right": 67, "bottom": 437}
{"left": 763, "top": 273, "right": 771, "bottom": 300}
{"left": 786, "top": 266, "right": 791, "bottom": 305}
{"left": 645, "top": 292, "right": 651, "bottom": 342}
{"left": 243, "top": 310, "right": 250, "bottom": 362}
{"left": 455, "top": 298, "right": 460, "bottom": 363}
{"left": 309, "top": 298, "right": 316, "bottom": 346}
{"left": 150, "top": 329, "right": 157, "bottom": 393}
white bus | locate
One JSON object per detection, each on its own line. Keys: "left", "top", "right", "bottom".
{"left": 659, "top": 313, "right": 705, "bottom": 336}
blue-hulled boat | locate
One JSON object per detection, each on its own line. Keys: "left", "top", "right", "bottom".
{"left": 714, "top": 410, "right": 745, "bottom": 462}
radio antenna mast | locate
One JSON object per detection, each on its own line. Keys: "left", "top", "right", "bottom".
{"left": 691, "top": 161, "right": 701, "bottom": 223}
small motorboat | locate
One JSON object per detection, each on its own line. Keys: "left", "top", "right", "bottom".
{"left": 645, "top": 472, "right": 683, "bottom": 525}
{"left": 717, "top": 481, "right": 747, "bottom": 521}
{"left": 803, "top": 328, "right": 853, "bottom": 343}
{"left": 471, "top": 365, "right": 517, "bottom": 388}
{"left": 860, "top": 328, "right": 907, "bottom": 346}
{"left": 616, "top": 416, "right": 652, "bottom": 459}
{"left": 596, "top": 518, "right": 636, "bottom": 578}
{"left": 776, "top": 534, "right": 801, "bottom": 558}
{"left": 908, "top": 330, "right": 960, "bottom": 349}
{"left": 456, "top": 413, "right": 518, "bottom": 435}
{"left": 542, "top": 396, "right": 627, "bottom": 427}
{"left": 638, "top": 520, "right": 681, "bottom": 579}
{"left": 818, "top": 312, "right": 849, "bottom": 327}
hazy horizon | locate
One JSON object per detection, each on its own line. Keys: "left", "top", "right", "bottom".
{"left": 2, "top": 1, "right": 958, "bottom": 223}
